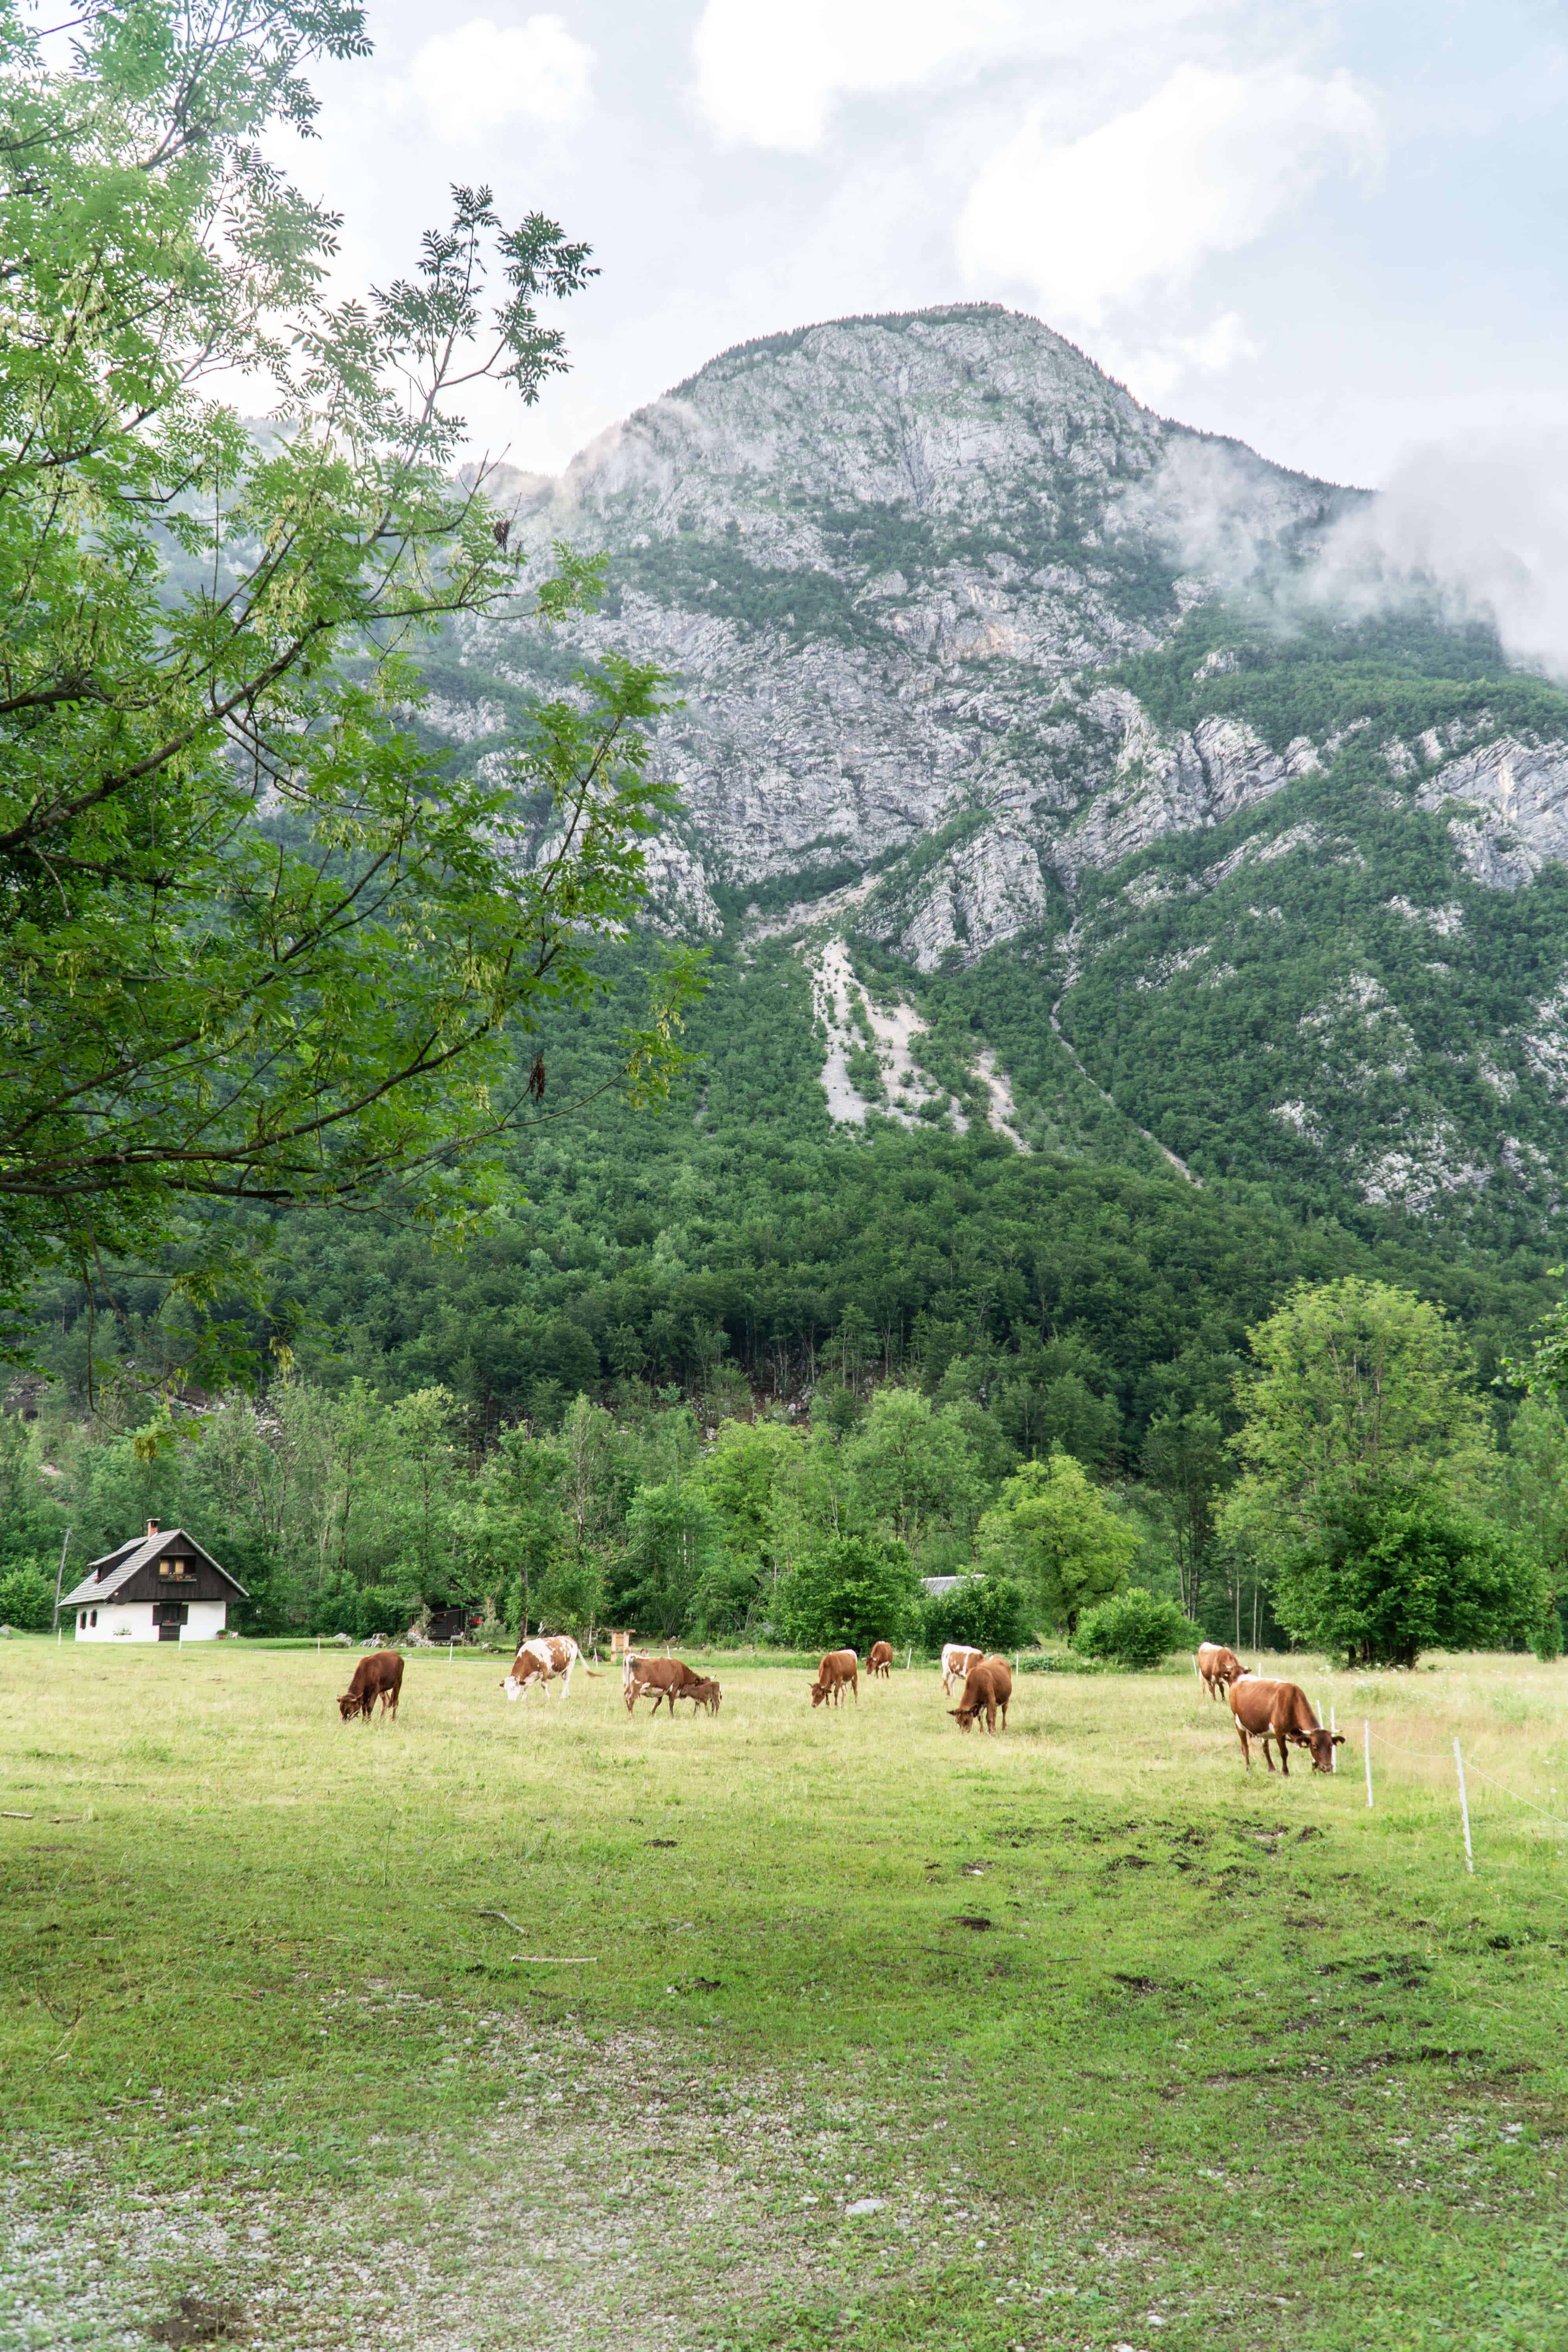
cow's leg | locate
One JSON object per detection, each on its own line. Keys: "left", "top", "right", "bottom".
{"left": 1237, "top": 1725, "right": 1251, "bottom": 1771}
{"left": 1276, "top": 1730, "right": 1289, "bottom": 1776}
{"left": 999, "top": 1698, "right": 1009, "bottom": 1730}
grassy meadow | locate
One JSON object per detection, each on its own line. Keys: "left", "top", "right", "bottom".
{"left": 2, "top": 1639, "right": 1566, "bottom": 2351}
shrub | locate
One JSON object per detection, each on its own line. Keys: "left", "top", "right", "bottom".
{"left": 1075, "top": 1587, "right": 1192, "bottom": 1670}
{"left": 776, "top": 1536, "right": 921, "bottom": 1655}
{"left": 1533, "top": 1593, "right": 1563, "bottom": 1664}
{"left": 0, "top": 1565, "right": 53, "bottom": 1631}
{"left": 920, "top": 1574, "right": 1029, "bottom": 1655}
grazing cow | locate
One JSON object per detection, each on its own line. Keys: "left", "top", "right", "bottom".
{"left": 1197, "top": 1643, "right": 1249, "bottom": 1701}
{"left": 625, "top": 1657, "right": 705, "bottom": 1717}
{"left": 940, "top": 1642, "right": 984, "bottom": 1696}
{"left": 949, "top": 1654, "right": 1012, "bottom": 1735}
{"left": 810, "top": 1649, "right": 859, "bottom": 1708}
{"left": 338, "top": 1650, "right": 404, "bottom": 1723}
{"left": 867, "top": 1641, "right": 894, "bottom": 1679}
{"left": 499, "top": 1634, "right": 598, "bottom": 1703}
{"left": 1228, "top": 1676, "right": 1344, "bottom": 1775}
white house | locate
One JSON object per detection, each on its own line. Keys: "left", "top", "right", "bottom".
{"left": 62, "top": 1520, "right": 248, "bottom": 1643}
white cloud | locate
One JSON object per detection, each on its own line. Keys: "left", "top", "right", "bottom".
{"left": 957, "top": 62, "right": 1382, "bottom": 326}
{"left": 1101, "top": 308, "right": 1260, "bottom": 402}
{"left": 1315, "top": 440, "right": 1568, "bottom": 679}
{"left": 692, "top": 0, "right": 1016, "bottom": 151}
{"left": 406, "top": 14, "right": 594, "bottom": 145}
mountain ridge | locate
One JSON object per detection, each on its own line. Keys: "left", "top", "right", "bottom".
{"left": 440, "top": 304, "right": 1568, "bottom": 1246}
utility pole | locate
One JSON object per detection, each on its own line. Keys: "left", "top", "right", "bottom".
{"left": 50, "top": 1528, "right": 72, "bottom": 1636}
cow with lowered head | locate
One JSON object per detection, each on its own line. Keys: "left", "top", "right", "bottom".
{"left": 1228, "top": 1676, "right": 1344, "bottom": 1775}
{"left": 339, "top": 1650, "right": 404, "bottom": 1723}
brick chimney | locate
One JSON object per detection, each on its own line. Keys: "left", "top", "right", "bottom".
{"left": 147, "top": 1519, "right": 159, "bottom": 1538}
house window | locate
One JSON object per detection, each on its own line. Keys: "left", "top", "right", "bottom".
{"left": 78, "top": 1613, "right": 85, "bottom": 1632}
{"left": 90, "top": 1609, "right": 98, "bottom": 1626}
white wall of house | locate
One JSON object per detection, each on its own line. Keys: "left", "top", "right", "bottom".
{"left": 73, "top": 1600, "right": 229, "bottom": 1642}
{"left": 75, "top": 1602, "right": 157, "bottom": 1642}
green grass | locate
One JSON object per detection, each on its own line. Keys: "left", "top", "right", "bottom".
{"left": 2, "top": 1642, "right": 1566, "bottom": 2349}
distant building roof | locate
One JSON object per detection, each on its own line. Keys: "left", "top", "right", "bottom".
{"left": 921, "top": 1575, "right": 981, "bottom": 1597}
{"left": 61, "top": 1525, "right": 248, "bottom": 1609}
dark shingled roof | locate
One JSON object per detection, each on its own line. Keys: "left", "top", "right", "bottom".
{"left": 60, "top": 1527, "right": 248, "bottom": 1609}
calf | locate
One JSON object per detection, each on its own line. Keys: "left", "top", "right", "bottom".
{"left": 683, "top": 1676, "right": 722, "bottom": 1716}
{"left": 941, "top": 1642, "right": 983, "bottom": 1696}
{"left": 1228, "top": 1676, "right": 1344, "bottom": 1775}
{"left": 867, "top": 1641, "right": 894, "bottom": 1679}
{"left": 625, "top": 1657, "right": 705, "bottom": 1717}
{"left": 949, "top": 1655, "right": 1012, "bottom": 1735}
{"left": 338, "top": 1649, "right": 403, "bottom": 1723}
{"left": 500, "top": 1634, "right": 598, "bottom": 1702}
{"left": 1197, "top": 1643, "right": 1248, "bottom": 1701}
{"left": 810, "top": 1649, "right": 859, "bottom": 1708}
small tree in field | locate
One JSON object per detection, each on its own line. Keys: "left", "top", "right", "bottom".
{"left": 1224, "top": 1279, "right": 1527, "bottom": 1666}
{"left": 1269, "top": 1485, "right": 1541, "bottom": 1669}
{"left": 776, "top": 1536, "right": 921, "bottom": 1655}
{"left": 977, "top": 1452, "right": 1136, "bottom": 1637}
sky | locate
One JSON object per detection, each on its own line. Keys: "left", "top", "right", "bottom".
{"left": 288, "top": 0, "right": 1568, "bottom": 497}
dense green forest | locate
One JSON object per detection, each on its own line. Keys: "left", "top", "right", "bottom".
{"left": 6, "top": 917, "right": 1564, "bottom": 1657}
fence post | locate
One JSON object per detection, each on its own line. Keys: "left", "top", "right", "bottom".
{"left": 1454, "top": 1738, "right": 1474, "bottom": 1874}
{"left": 1364, "top": 1721, "right": 1373, "bottom": 1809}
{"left": 50, "top": 1528, "right": 72, "bottom": 1636}
{"left": 905, "top": 1644, "right": 912, "bottom": 1671}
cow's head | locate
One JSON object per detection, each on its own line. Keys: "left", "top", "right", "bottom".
{"left": 948, "top": 1704, "right": 977, "bottom": 1732}
{"left": 809, "top": 1679, "right": 829, "bottom": 1707}
{"left": 337, "top": 1692, "right": 363, "bottom": 1721}
{"left": 1306, "top": 1726, "right": 1345, "bottom": 1773}
{"left": 500, "top": 1673, "right": 524, "bottom": 1702}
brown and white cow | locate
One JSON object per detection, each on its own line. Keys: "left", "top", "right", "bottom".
{"left": 339, "top": 1650, "right": 403, "bottom": 1723}
{"left": 625, "top": 1657, "right": 705, "bottom": 1717}
{"left": 1197, "top": 1642, "right": 1249, "bottom": 1701}
{"left": 1228, "top": 1676, "right": 1344, "bottom": 1775}
{"left": 949, "top": 1654, "right": 1012, "bottom": 1735}
{"left": 500, "top": 1634, "right": 598, "bottom": 1702}
{"left": 940, "top": 1642, "right": 984, "bottom": 1696}
{"left": 867, "top": 1641, "right": 894, "bottom": 1679}
{"left": 810, "top": 1650, "right": 859, "bottom": 1708}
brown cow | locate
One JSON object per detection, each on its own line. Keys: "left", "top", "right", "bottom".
{"left": 1228, "top": 1676, "right": 1344, "bottom": 1775}
{"left": 810, "top": 1650, "right": 859, "bottom": 1708}
{"left": 949, "top": 1654, "right": 1012, "bottom": 1735}
{"left": 682, "top": 1676, "right": 722, "bottom": 1716}
{"left": 866, "top": 1641, "right": 894, "bottom": 1679}
{"left": 338, "top": 1650, "right": 403, "bottom": 1723}
{"left": 625, "top": 1657, "right": 705, "bottom": 1717}
{"left": 1197, "top": 1642, "right": 1249, "bottom": 1701}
